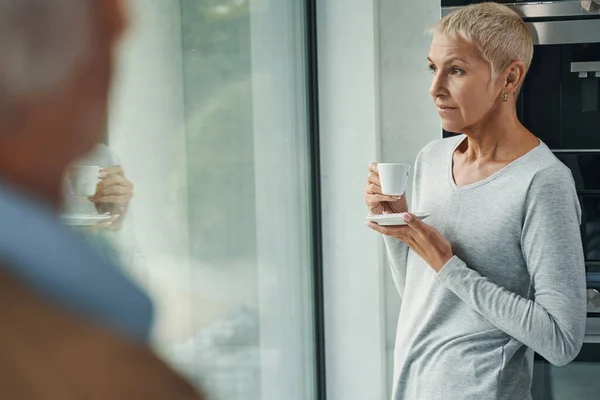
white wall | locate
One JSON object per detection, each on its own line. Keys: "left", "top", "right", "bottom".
{"left": 378, "top": 0, "right": 441, "bottom": 395}
{"left": 319, "top": 0, "right": 441, "bottom": 397}
{"left": 318, "top": 1, "right": 387, "bottom": 399}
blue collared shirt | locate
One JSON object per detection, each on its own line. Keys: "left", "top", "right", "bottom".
{"left": 0, "top": 182, "right": 153, "bottom": 341}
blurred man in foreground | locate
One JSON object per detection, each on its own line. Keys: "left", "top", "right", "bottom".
{"left": 0, "top": 0, "right": 203, "bottom": 398}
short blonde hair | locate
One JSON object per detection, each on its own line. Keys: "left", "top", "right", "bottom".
{"left": 430, "top": 2, "right": 534, "bottom": 78}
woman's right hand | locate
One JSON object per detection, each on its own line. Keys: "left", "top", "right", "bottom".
{"left": 365, "top": 162, "right": 408, "bottom": 215}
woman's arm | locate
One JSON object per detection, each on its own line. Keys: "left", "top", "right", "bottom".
{"left": 437, "top": 166, "right": 587, "bottom": 366}
{"left": 383, "top": 236, "right": 410, "bottom": 298}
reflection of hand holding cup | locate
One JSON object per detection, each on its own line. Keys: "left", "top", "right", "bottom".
{"left": 62, "top": 165, "right": 109, "bottom": 227}
{"left": 377, "top": 163, "right": 411, "bottom": 196}
{"left": 63, "top": 164, "right": 132, "bottom": 231}
{"left": 68, "top": 165, "right": 102, "bottom": 197}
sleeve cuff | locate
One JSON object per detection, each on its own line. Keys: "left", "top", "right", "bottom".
{"left": 436, "top": 255, "right": 467, "bottom": 283}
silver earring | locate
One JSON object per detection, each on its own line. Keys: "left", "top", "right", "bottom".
{"left": 502, "top": 93, "right": 509, "bottom": 102}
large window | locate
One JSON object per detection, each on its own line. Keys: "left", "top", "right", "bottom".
{"left": 103, "top": 1, "right": 318, "bottom": 399}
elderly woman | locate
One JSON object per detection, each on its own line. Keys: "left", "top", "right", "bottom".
{"left": 365, "top": 3, "right": 586, "bottom": 400}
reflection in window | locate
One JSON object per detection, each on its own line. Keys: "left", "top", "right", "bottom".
{"left": 105, "top": 1, "right": 316, "bottom": 399}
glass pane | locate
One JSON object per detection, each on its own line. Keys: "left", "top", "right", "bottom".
{"left": 555, "top": 153, "right": 600, "bottom": 192}
{"left": 545, "top": 363, "right": 600, "bottom": 399}
{"left": 581, "top": 196, "right": 600, "bottom": 261}
{"left": 66, "top": 1, "right": 316, "bottom": 399}
{"left": 533, "top": 343, "right": 600, "bottom": 400}
{"left": 550, "top": 362, "right": 600, "bottom": 393}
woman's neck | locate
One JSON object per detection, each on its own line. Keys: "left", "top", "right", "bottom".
{"left": 459, "top": 108, "right": 538, "bottom": 163}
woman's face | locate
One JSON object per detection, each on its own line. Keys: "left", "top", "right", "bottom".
{"left": 428, "top": 34, "right": 503, "bottom": 133}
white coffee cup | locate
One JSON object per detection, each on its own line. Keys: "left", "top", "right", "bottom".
{"left": 378, "top": 163, "right": 411, "bottom": 196}
{"left": 68, "top": 165, "right": 101, "bottom": 197}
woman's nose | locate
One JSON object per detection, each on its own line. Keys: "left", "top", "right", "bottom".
{"left": 429, "top": 74, "right": 446, "bottom": 99}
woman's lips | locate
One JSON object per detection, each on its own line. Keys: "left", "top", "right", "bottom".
{"left": 437, "top": 105, "right": 458, "bottom": 115}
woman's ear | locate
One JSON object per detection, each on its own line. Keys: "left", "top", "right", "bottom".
{"left": 504, "top": 61, "right": 527, "bottom": 96}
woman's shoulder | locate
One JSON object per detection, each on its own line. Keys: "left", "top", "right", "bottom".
{"left": 416, "top": 135, "right": 464, "bottom": 163}
{"left": 523, "top": 147, "right": 577, "bottom": 195}
{"left": 77, "top": 143, "right": 119, "bottom": 167}
{"left": 524, "top": 143, "right": 573, "bottom": 180}
{"left": 530, "top": 162, "right": 575, "bottom": 188}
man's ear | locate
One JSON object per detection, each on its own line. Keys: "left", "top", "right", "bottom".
{"left": 97, "top": 0, "right": 129, "bottom": 45}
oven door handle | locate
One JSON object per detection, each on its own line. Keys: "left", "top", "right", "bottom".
{"left": 584, "top": 334, "right": 600, "bottom": 343}
{"left": 571, "top": 61, "right": 600, "bottom": 78}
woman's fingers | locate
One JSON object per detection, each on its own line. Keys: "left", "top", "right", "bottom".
{"left": 365, "top": 183, "right": 382, "bottom": 195}
{"left": 89, "top": 165, "right": 135, "bottom": 206}
{"left": 99, "top": 174, "right": 132, "bottom": 189}
{"left": 367, "top": 193, "right": 403, "bottom": 203}
{"left": 92, "top": 194, "right": 132, "bottom": 204}
{"left": 365, "top": 221, "right": 411, "bottom": 240}
{"left": 98, "top": 184, "right": 132, "bottom": 197}
{"left": 101, "top": 165, "right": 125, "bottom": 178}
{"left": 367, "top": 171, "right": 380, "bottom": 186}
{"left": 366, "top": 162, "right": 405, "bottom": 213}
{"left": 365, "top": 181, "right": 403, "bottom": 201}
{"left": 94, "top": 172, "right": 134, "bottom": 203}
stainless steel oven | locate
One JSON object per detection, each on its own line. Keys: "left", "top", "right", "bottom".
{"left": 531, "top": 318, "right": 600, "bottom": 400}
{"left": 441, "top": 1, "right": 600, "bottom": 398}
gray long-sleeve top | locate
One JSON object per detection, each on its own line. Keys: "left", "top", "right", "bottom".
{"left": 384, "top": 135, "right": 586, "bottom": 400}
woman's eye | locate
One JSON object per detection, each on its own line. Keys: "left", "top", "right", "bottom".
{"left": 428, "top": 65, "right": 437, "bottom": 73}
{"left": 450, "top": 66, "right": 465, "bottom": 75}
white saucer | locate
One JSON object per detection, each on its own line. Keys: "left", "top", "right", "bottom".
{"left": 60, "top": 213, "right": 112, "bottom": 227}
{"left": 366, "top": 212, "right": 431, "bottom": 226}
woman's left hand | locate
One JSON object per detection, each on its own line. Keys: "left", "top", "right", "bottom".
{"left": 88, "top": 165, "right": 134, "bottom": 231}
{"left": 366, "top": 213, "right": 454, "bottom": 272}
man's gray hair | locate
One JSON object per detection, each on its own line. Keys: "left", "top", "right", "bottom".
{"left": 0, "top": 0, "right": 92, "bottom": 101}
